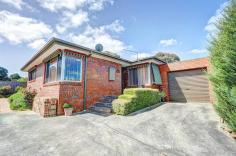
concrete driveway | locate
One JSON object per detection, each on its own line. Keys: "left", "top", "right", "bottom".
{"left": 0, "top": 103, "right": 236, "bottom": 156}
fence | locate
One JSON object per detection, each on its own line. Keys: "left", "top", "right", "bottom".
{"left": 0, "top": 81, "right": 27, "bottom": 91}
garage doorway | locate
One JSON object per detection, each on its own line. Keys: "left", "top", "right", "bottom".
{"left": 168, "top": 69, "right": 210, "bottom": 102}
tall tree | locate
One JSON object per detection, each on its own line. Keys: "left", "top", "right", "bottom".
{"left": 155, "top": 52, "right": 180, "bottom": 63}
{"left": 209, "top": 0, "right": 236, "bottom": 132}
{"left": 0, "top": 67, "right": 9, "bottom": 81}
{"left": 10, "top": 73, "right": 21, "bottom": 80}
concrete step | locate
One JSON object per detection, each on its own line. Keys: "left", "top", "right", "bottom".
{"left": 100, "top": 96, "right": 117, "bottom": 103}
{"left": 89, "top": 96, "right": 117, "bottom": 114}
{"left": 94, "top": 102, "right": 112, "bottom": 108}
{"left": 90, "top": 105, "right": 112, "bottom": 113}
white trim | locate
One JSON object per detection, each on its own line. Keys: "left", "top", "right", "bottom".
{"left": 61, "top": 50, "right": 65, "bottom": 81}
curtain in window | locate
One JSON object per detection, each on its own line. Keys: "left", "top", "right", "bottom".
{"left": 45, "top": 58, "right": 58, "bottom": 82}
{"left": 64, "top": 56, "right": 81, "bottom": 81}
{"left": 151, "top": 64, "right": 162, "bottom": 84}
{"left": 128, "top": 66, "right": 149, "bottom": 86}
{"left": 128, "top": 68, "right": 138, "bottom": 86}
{"left": 49, "top": 61, "right": 57, "bottom": 82}
{"left": 57, "top": 55, "right": 62, "bottom": 80}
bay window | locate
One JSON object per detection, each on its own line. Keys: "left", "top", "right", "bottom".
{"left": 45, "top": 52, "right": 82, "bottom": 83}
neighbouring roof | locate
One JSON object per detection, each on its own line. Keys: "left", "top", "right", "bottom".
{"left": 21, "top": 37, "right": 166, "bottom": 71}
{"left": 132, "top": 56, "right": 166, "bottom": 64}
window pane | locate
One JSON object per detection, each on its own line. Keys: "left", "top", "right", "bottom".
{"left": 57, "top": 55, "right": 62, "bottom": 80}
{"left": 151, "top": 64, "right": 162, "bottom": 84}
{"left": 109, "top": 67, "right": 116, "bottom": 80}
{"left": 29, "top": 69, "right": 36, "bottom": 81}
{"left": 128, "top": 68, "right": 138, "bottom": 86}
{"left": 45, "top": 57, "right": 58, "bottom": 83}
{"left": 49, "top": 61, "right": 57, "bottom": 82}
{"left": 64, "top": 56, "right": 81, "bottom": 81}
{"left": 128, "top": 66, "right": 149, "bottom": 86}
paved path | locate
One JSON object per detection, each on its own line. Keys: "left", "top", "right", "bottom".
{"left": 0, "top": 103, "right": 236, "bottom": 156}
{"left": 0, "top": 98, "right": 11, "bottom": 112}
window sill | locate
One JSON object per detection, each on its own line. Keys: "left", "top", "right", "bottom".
{"left": 43, "top": 81, "right": 82, "bottom": 87}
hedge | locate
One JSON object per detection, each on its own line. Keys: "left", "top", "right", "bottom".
{"left": 112, "top": 88, "right": 165, "bottom": 115}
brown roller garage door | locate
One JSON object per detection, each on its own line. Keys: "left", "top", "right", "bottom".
{"left": 168, "top": 69, "right": 210, "bottom": 102}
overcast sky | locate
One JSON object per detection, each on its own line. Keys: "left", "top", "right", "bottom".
{"left": 0, "top": 0, "right": 227, "bottom": 76}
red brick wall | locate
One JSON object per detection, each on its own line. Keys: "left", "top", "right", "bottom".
{"left": 159, "top": 57, "right": 213, "bottom": 102}
{"left": 27, "top": 63, "right": 44, "bottom": 93}
{"left": 27, "top": 54, "right": 122, "bottom": 115}
{"left": 86, "top": 57, "right": 122, "bottom": 108}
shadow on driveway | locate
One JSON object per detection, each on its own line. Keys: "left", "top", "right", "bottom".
{"left": 0, "top": 103, "right": 236, "bottom": 156}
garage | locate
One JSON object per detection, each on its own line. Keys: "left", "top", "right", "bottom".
{"left": 168, "top": 69, "right": 210, "bottom": 102}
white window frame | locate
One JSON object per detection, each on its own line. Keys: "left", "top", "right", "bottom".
{"left": 61, "top": 53, "right": 82, "bottom": 82}
{"left": 44, "top": 51, "right": 83, "bottom": 83}
{"left": 109, "top": 66, "right": 116, "bottom": 81}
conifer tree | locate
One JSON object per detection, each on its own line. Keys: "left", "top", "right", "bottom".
{"left": 209, "top": 0, "right": 236, "bottom": 132}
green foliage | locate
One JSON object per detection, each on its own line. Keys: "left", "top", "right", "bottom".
{"left": 17, "top": 77, "right": 28, "bottom": 83}
{"left": 10, "top": 73, "right": 21, "bottom": 80}
{"left": 63, "top": 103, "right": 72, "bottom": 108}
{"left": 209, "top": 0, "right": 236, "bottom": 132}
{"left": 15, "top": 86, "right": 24, "bottom": 92}
{"left": 0, "top": 86, "right": 14, "bottom": 97}
{"left": 112, "top": 88, "right": 164, "bottom": 115}
{"left": 8, "top": 88, "right": 36, "bottom": 111}
{"left": 9, "top": 91, "right": 28, "bottom": 110}
{"left": 155, "top": 52, "right": 180, "bottom": 63}
{"left": 0, "top": 67, "right": 8, "bottom": 81}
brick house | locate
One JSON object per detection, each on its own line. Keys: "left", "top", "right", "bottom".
{"left": 21, "top": 38, "right": 211, "bottom": 116}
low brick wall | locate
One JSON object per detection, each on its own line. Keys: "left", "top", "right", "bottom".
{"left": 33, "top": 98, "right": 58, "bottom": 117}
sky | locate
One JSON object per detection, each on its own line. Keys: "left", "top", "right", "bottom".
{"left": 0, "top": 0, "right": 227, "bottom": 76}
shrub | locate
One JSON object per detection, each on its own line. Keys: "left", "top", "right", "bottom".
{"left": 112, "top": 88, "right": 164, "bottom": 115}
{"left": 0, "top": 85, "right": 14, "bottom": 97}
{"left": 9, "top": 91, "right": 28, "bottom": 110}
{"left": 17, "top": 77, "right": 27, "bottom": 83}
{"left": 8, "top": 88, "right": 36, "bottom": 110}
{"left": 63, "top": 103, "right": 72, "bottom": 108}
{"left": 15, "top": 86, "right": 24, "bottom": 92}
{"left": 208, "top": 1, "right": 236, "bottom": 132}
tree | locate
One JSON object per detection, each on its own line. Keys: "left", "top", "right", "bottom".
{"left": 209, "top": 0, "right": 236, "bottom": 132}
{"left": 0, "top": 67, "right": 9, "bottom": 81}
{"left": 155, "top": 52, "right": 180, "bottom": 63}
{"left": 10, "top": 73, "right": 21, "bottom": 80}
